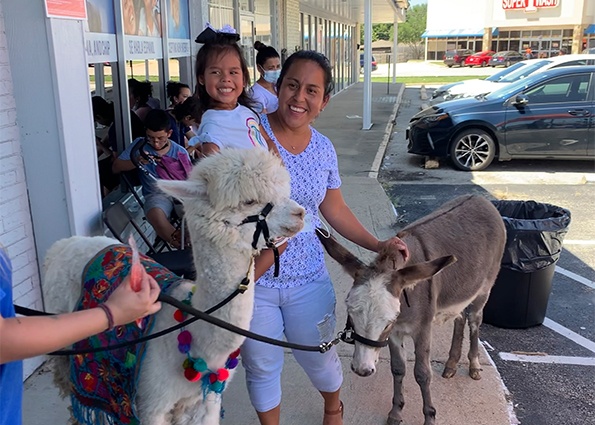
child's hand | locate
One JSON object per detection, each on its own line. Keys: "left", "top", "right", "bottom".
{"left": 103, "top": 269, "right": 161, "bottom": 327}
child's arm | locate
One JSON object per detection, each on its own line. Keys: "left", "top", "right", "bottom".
{"left": 0, "top": 272, "right": 161, "bottom": 364}
{"left": 201, "top": 143, "right": 220, "bottom": 156}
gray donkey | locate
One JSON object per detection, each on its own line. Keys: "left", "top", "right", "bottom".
{"left": 318, "top": 194, "right": 506, "bottom": 425}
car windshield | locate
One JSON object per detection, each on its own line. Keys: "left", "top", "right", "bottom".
{"left": 485, "top": 62, "right": 527, "bottom": 82}
{"left": 498, "top": 60, "right": 551, "bottom": 83}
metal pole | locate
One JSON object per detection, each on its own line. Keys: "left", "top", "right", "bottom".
{"left": 362, "top": 0, "right": 372, "bottom": 130}
{"left": 392, "top": 12, "right": 398, "bottom": 84}
{"left": 386, "top": 53, "right": 390, "bottom": 94}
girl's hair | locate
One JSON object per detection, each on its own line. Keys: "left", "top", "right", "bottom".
{"left": 166, "top": 81, "right": 190, "bottom": 103}
{"left": 91, "top": 96, "right": 114, "bottom": 122}
{"left": 194, "top": 42, "right": 255, "bottom": 111}
{"left": 128, "top": 79, "right": 153, "bottom": 106}
{"left": 172, "top": 96, "right": 201, "bottom": 122}
{"left": 254, "top": 41, "right": 280, "bottom": 68}
{"left": 276, "top": 50, "right": 335, "bottom": 98}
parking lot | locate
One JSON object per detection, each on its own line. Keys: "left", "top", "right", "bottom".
{"left": 378, "top": 85, "right": 595, "bottom": 425}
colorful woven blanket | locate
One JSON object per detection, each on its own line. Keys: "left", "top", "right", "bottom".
{"left": 70, "top": 245, "right": 182, "bottom": 425}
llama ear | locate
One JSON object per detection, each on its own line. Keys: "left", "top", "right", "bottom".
{"left": 388, "top": 255, "right": 457, "bottom": 297}
{"left": 157, "top": 179, "right": 207, "bottom": 202}
{"left": 317, "top": 230, "right": 366, "bottom": 280}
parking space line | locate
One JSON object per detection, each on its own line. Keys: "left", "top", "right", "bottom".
{"left": 543, "top": 318, "right": 595, "bottom": 354}
{"left": 499, "top": 352, "right": 595, "bottom": 366}
{"left": 555, "top": 266, "right": 595, "bottom": 290}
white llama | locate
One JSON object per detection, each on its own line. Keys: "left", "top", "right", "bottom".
{"left": 42, "top": 148, "right": 305, "bottom": 425}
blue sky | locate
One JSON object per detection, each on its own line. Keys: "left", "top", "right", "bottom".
{"left": 410, "top": 0, "right": 427, "bottom": 6}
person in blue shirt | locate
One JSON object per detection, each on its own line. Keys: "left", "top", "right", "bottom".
{"left": 113, "top": 109, "right": 192, "bottom": 249}
{"left": 0, "top": 245, "right": 161, "bottom": 425}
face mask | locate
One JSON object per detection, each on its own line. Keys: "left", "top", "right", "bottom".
{"left": 263, "top": 69, "right": 281, "bottom": 84}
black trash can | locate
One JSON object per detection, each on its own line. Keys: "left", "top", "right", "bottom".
{"left": 483, "top": 200, "right": 571, "bottom": 329}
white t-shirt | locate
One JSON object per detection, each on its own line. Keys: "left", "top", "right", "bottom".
{"left": 196, "top": 105, "right": 268, "bottom": 150}
{"left": 250, "top": 83, "right": 279, "bottom": 113}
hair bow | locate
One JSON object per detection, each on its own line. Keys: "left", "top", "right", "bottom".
{"left": 195, "top": 23, "right": 240, "bottom": 44}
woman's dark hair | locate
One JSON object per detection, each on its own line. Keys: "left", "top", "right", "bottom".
{"left": 166, "top": 81, "right": 190, "bottom": 103}
{"left": 194, "top": 42, "right": 255, "bottom": 111}
{"left": 144, "top": 109, "right": 172, "bottom": 132}
{"left": 91, "top": 96, "right": 114, "bottom": 122}
{"left": 128, "top": 79, "right": 153, "bottom": 106}
{"left": 276, "top": 50, "right": 334, "bottom": 98}
{"left": 172, "top": 97, "right": 201, "bottom": 122}
{"left": 254, "top": 41, "right": 280, "bottom": 68}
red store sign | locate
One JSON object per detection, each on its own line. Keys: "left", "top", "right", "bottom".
{"left": 502, "top": 0, "right": 560, "bottom": 10}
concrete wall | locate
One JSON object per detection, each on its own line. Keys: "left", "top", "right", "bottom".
{"left": 0, "top": 0, "right": 44, "bottom": 378}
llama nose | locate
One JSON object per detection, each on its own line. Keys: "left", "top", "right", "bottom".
{"left": 352, "top": 364, "right": 375, "bottom": 377}
{"left": 295, "top": 208, "right": 305, "bottom": 220}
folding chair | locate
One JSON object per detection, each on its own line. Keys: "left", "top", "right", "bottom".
{"left": 103, "top": 201, "right": 196, "bottom": 279}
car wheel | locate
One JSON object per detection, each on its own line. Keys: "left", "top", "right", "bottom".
{"left": 459, "top": 60, "right": 465, "bottom": 67}
{"left": 448, "top": 64, "right": 453, "bottom": 68}
{"left": 481, "top": 61, "right": 487, "bottom": 67}
{"left": 449, "top": 129, "right": 496, "bottom": 171}
{"left": 505, "top": 60, "right": 511, "bottom": 67}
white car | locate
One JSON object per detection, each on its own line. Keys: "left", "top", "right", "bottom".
{"left": 438, "top": 54, "right": 595, "bottom": 101}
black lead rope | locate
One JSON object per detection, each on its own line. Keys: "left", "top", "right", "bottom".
{"left": 14, "top": 279, "right": 251, "bottom": 356}
{"left": 240, "top": 203, "right": 280, "bottom": 277}
{"left": 13, "top": 282, "right": 341, "bottom": 355}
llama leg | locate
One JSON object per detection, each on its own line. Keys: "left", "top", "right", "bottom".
{"left": 442, "top": 313, "right": 465, "bottom": 379}
{"left": 387, "top": 333, "right": 406, "bottom": 425}
{"left": 412, "top": 330, "right": 436, "bottom": 425}
{"left": 467, "top": 295, "right": 489, "bottom": 380}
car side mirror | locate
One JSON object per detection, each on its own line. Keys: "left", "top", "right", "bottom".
{"left": 512, "top": 94, "right": 529, "bottom": 106}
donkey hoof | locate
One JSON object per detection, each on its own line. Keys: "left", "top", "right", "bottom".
{"left": 387, "top": 417, "right": 403, "bottom": 425}
{"left": 469, "top": 368, "right": 482, "bottom": 380}
{"left": 442, "top": 367, "right": 456, "bottom": 379}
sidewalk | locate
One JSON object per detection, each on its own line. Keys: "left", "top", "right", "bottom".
{"left": 22, "top": 83, "right": 514, "bottom": 425}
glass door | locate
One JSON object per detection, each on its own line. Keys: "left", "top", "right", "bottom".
{"left": 240, "top": 18, "right": 256, "bottom": 84}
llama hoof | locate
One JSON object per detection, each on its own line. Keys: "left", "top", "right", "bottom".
{"left": 469, "top": 368, "right": 482, "bottom": 380}
{"left": 442, "top": 366, "right": 457, "bottom": 379}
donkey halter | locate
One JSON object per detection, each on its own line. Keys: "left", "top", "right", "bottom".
{"left": 339, "top": 316, "right": 390, "bottom": 348}
{"left": 240, "top": 202, "right": 280, "bottom": 277}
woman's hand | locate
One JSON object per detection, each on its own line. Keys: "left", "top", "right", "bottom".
{"left": 103, "top": 270, "right": 162, "bottom": 327}
{"left": 378, "top": 236, "right": 410, "bottom": 263}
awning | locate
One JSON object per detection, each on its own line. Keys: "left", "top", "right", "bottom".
{"left": 422, "top": 28, "right": 499, "bottom": 38}
{"left": 585, "top": 24, "right": 595, "bottom": 35}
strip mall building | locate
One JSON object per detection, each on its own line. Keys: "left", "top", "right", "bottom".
{"left": 422, "top": 0, "right": 595, "bottom": 60}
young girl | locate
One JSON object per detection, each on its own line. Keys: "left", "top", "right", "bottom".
{"left": 250, "top": 41, "right": 281, "bottom": 114}
{"left": 194, "top": 25, "right": 268, "bottom": 156}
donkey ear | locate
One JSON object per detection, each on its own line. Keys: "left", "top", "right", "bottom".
{"left": 387, "top": 255, "right": 457, "bottom": 296}
{"left": 317, "top": 230, "right": 366, "bottom": 279}
{"left": 157, "top": 179, "right": 207, "bottom": 202}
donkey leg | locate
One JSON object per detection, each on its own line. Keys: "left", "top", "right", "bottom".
{"left": 387, "top": 333, "right": 407, "bottom": 425}
{"left": 442, "top": 313, "right": 465, "bottom": 379}
{"left": 412, "top": 330, "right": 436, "bottom": 425}
{"left": 467, "top": 294, "right": 489, "bottom": 380}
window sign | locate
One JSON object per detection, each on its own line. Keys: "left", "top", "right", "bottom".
{"left": 502, "top": 0, "right": 560, "bottom": 11}
{"left": 166, "top": 0, "right": 191, "bottom": 58}
{"left": 84, "top": 0, "right": 117, "bottom": 64}
{"left": 45, "top": 0, "right": 87, "bottom": 19}
{"left": 123, "top": 0, "right": 163, "bottom": 60}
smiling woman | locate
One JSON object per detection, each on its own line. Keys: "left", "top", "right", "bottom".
{"left": 240, "top": 50, "right": 409, "bottom": 425}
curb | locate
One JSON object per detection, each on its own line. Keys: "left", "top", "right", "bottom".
{"left": 368, "top": 83, "right": 406, "bottom": 179}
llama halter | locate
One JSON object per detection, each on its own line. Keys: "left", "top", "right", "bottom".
{"left": 174, "top": 286, "right": 240, "bottom": 394}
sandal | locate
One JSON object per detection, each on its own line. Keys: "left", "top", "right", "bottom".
{"left": 324, "top": 400, "right": 344, "bottom": 419}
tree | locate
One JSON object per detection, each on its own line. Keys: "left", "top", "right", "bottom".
{"left": 398, "top": 4, "right": 427, "bottom": 44}
{"left": 359, "top": 4, "right": 427, "bottom": 44}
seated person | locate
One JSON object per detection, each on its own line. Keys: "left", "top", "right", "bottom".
{"left": 112, "top": 109, "right": 192, "bottom": 249}
{"left": 171, "top": 97, "right": 202, "bottom": 157}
